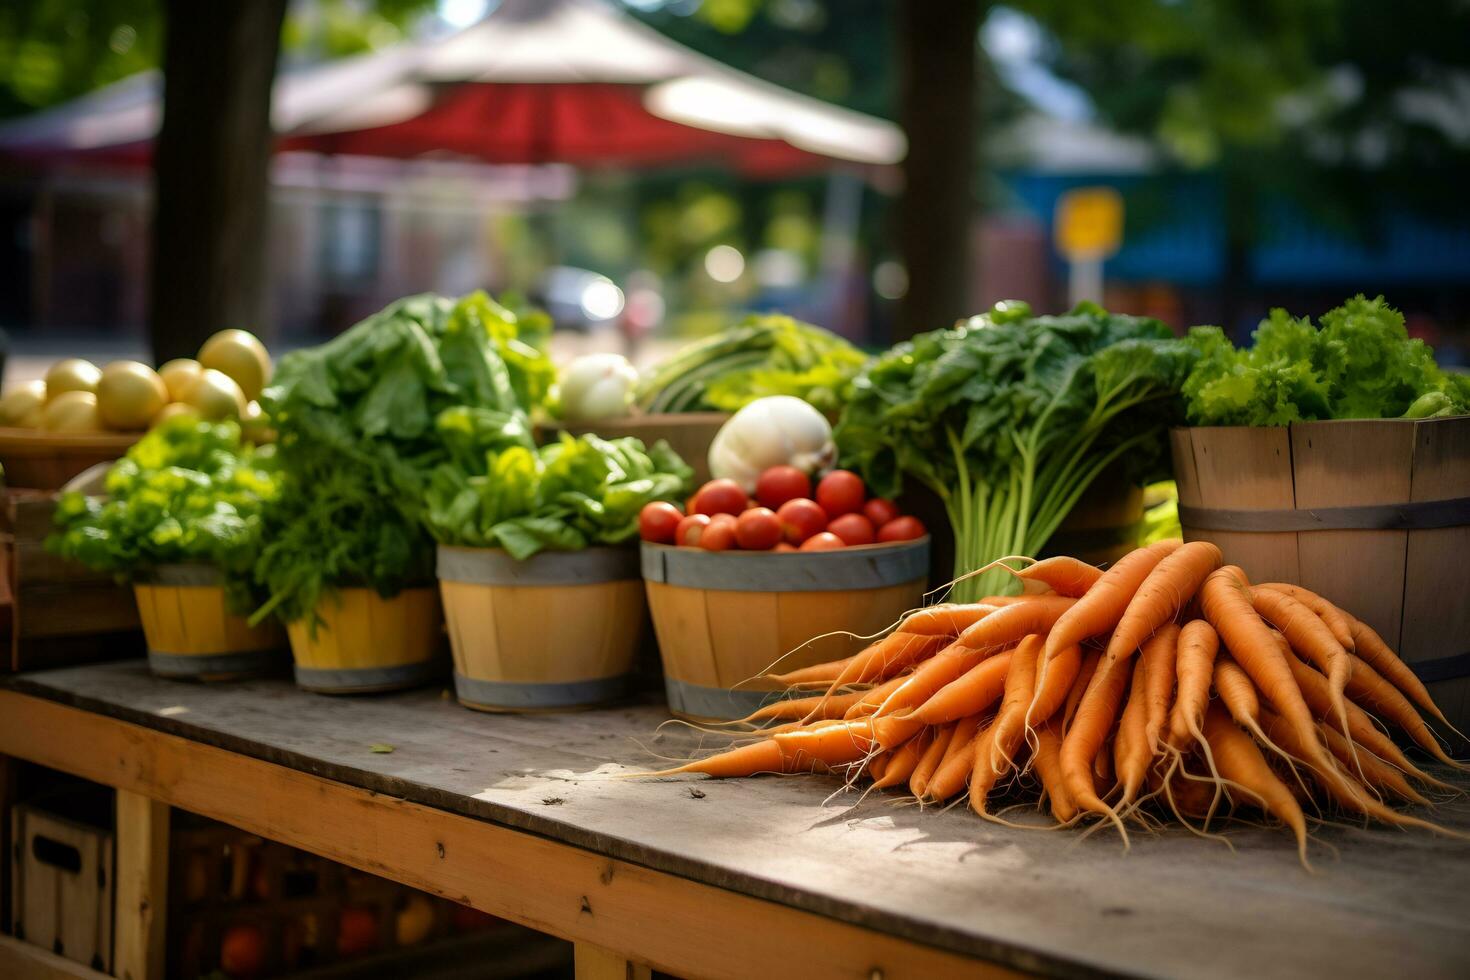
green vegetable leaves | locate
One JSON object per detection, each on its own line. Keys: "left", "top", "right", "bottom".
{"left": 253, "top": 291, "right": 550, "bottom": 625}
{"left": 1183, "top": 295, "right": 1468, "bottom": 425}
{"left": 836, "top": 301, "right": 1195, "bottom": 600}
{"left": 425, "top": 430, "right": 692, "bottom": 559}
{"left": 637, "top": 313, "right": 867, "bottom": 415}
{"left": 48, "top": 418, "right": 279, "bottom": 605}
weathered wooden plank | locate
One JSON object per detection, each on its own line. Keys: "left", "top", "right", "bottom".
{"left": 5, "top": 664, "right": 1470, "bottom": 980}
{"left": 0, "top": 689, "right": 1006, "bottom": 980}
{"left": 112, "top": 791, "right": 167, "bottom": 980}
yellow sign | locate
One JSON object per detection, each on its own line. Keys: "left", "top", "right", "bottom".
{"left": 1054, "top": 187, "right": 1124, "bottom": 260}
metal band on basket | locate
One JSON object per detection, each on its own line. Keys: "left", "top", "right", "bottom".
{"left": 663, "top": 678, "right": 792, "bottom": 720}
{"left": 453, "top": 672, "right": 631, "bottom": 709}
{"left": 1178, "top": 496, "right": 1470, "bottom": 533}
{"left": 641, "top": 537, "right": 930, "bottom": 592}
{"left": 437, "top": 546, "right": 641, "bottom": 585}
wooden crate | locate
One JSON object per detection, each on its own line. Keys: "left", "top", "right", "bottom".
{"left": 9, "top": 788, "right": 114, "bottom": 973}
{"left": 0, "top": 427, "right": 136, "bottom": 492}
{"left": 1171, "top": 416, "right": 1470, "bottom": 732}
{"left": 1, "top": 490, "right": 142, "bottom": 673}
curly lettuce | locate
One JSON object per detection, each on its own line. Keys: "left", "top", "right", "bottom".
{"left": 1184, "top": 295, "right": 1468, "bottom": 425}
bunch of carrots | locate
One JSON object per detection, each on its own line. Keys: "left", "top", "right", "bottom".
{"left": 646, "top": 541, "right": 1466, "bottom": 864}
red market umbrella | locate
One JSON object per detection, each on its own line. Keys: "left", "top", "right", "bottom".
{"left": 0, "top": 0, "right": 904, "bottom": 177}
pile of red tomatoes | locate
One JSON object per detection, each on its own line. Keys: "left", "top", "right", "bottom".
{"left": 638, "top": 466, "right": 926, "bottom": 552}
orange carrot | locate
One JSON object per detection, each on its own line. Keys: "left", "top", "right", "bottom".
{"left": 1011, "top": 555, "right": 1102, "bottom": 598}
{"left": 876, "top": 597, "right": 1075, "bottom": 719}
{"left": 1101, "top": 540, "right": 1222, "bottom": 672}
{"left": 1283, "top": 653, "right": 1449, "bottom": 790}
{"left": 1113, "top": 658, "right": 1152, "bottom": 808}
{"left": 1258, "top": 583, "right": 1355, "bottom": 652}
{"left": 1025, "top": 642, "right": 1081, "bottom": 729}
{"left": 1202, "top": 704, "right": 1310, "bottom": 867}
{"left": 1199, "top": 567, "right": 1339, "bottom": 786}
{"left": 1040, "top": 541, "right": 1179, "bottom": 696}
{"left": 1346, "top": 615, "right": 1450, "bottom": 728}
{"left": 967, "top": 722, "right": 1004, "bottom": 814}
{"left": 1258, "top": 709, "right": 1461, "bottom": 837}
{"left": 1251, "top": 586, "right": 1352, "bottom": 744}
{"left": 1030, "top": 720, "right": 1075, "bottom": 822}
{"left": 1316, "top": 722, "right": 1430, "bottom": 807}
{"left": 1063, "top": 650, "right": 1102, "bottom": 735}
{"left": 897, "top": 603, "right": 1000, "bottom": 637}
{"left": 867, "top": 750, "right": 890, "bottom": 784}
{"left": 871, "top": 728, "right": 932, "bottom": 791}
{"left": 901, "top": 650, "right": 1014, "bottom": 726}
{"left": 1060, "top": 656, "right": 1135, "bottom": 833}
{"left": 925, "top": 714, "right": 986, "bottom": 802}
{"left": 1344, "top": 654, "right": 1464, "bottom": 769}
{"left": 987, "top": 636, "right": 1041, "bottom": 772}
{"left": 1139, "top": 622, "right": 1179, "bottom": 753}
{"left": 842, "top": 674, "right": 917, "bottom": 719}
{"left": 765, "top": 655, "right": 854, "bottom": 687}
{"left": 910, "top": 723, "right": 957, "bottom": 798}
{"left": 1166, "top": 619, "right": 1219, "bottom": 750}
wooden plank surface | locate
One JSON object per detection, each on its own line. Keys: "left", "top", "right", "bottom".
{"left": 0, "top": 689, "right": 1000, "bottom": 980}
{"left": 0, "top": 933, "right": 111, "bottom": 980}
{"left": 6, "top": 663, "right": 1470, "bottom": 980}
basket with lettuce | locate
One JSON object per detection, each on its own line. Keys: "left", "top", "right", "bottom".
{"left": 424, "top": 413, "right": 692, "bottom": 711}
{"left": 48, "top": 417, "right": 287, "bottom": 678}
{"left": 1172, "top": 296, "right": 1469, "bottom": 712}
{"left": 248, "top": 291, "right": 556, "bottom": 692}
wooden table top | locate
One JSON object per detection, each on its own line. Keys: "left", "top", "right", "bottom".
{"left": 7, "top": 661, "right": 1470, "bottom": 980}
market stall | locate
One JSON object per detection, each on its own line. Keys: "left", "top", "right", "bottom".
{"left": 2, "top": 289, "right": 1468, "bottom": 979}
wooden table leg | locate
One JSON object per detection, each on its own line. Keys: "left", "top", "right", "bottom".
{"left": 575, "top": 941, "right": 652, "bottom": 980}
{"left": 113, "top": 791, "right": 168, "bottom": 980}
{"left": 0, "top": 754, "right": 13, "bottom": 934}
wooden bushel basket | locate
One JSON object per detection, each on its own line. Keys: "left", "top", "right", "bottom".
{"left": 642, "top": 538, "right": 930, "bottom": 722}
{"left": 134, "top": 564, "right": 286, "bottom": 680}
{"left": 287, "top": 587, "right": 445, "bottom": 694}
{"left": 1171, "top": 416, "right": 1470, "bottom": 730}
{"left": 438, "top": 546, "right": 644, "bottom": 712}
{"left": 0, "top": 428, "right": 137, "bottom": 491}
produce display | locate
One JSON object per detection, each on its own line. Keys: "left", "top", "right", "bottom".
{"left": 49, "top": 417, "right": 278, "bottom": 605}
{"left": 836, "top": 300, "right": 1194, "bottom": 602}
{"left": 0, "top": 330, "right": 272, "bottom": 433}
{"left": 706, "top": 394, "right": 835, "bottom": 492}
{"left": 639, "top": 465, "right": 925, "bottom": 552}
{"left": 641, "top": 542, "right": 1463, "bottom": 864}
{"left": 250, "top": 291, "right": 553, "bottom": 625}
{"left": 426, "top": 425, "right": 691, "bottom": 558}
{"left": 1184, "top": 295, "right": 1470, "bottom": 425}
{"left": 636, "top": 313, "right": 867, "bottom": 415}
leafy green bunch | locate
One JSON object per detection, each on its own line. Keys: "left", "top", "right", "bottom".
{"left": 49, "top": 418, "right": 279, "bottom": 607}
{"left": 253, "top": 291, "right": 549, "bottom": 624}
{"left": 636, "top": 313, "right": 868, "bottom": 415}
{"left": 1183, "top": 295, "right": 1470, "bottom": 425}
{"left": 426, "top": 420, "right": 692, "bottom": 559}
{"left": 835, "top": 301, "right": 1196, "bottom": 600}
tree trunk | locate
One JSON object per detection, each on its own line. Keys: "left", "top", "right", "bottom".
{"left": 895, "top": 0, "right": 980, "bottom": 341}
{"left": 149, "top": 0, "right": 287, "bottom": 362}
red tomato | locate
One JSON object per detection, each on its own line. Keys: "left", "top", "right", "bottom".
{"left": 220, "top": 924, "right": 266, "bottom": 979}
{"left": 699, "top": 520, "right": 737, "bottom": 551}
{"left": 735, "top": 507, "right": 782, "bottom": 550}
{"left": 692, "top": 478, "right": 747, "bottom": 516}
{"left": 754, "top": 466, "right": 812, "bottom": 510}
{"left": 776, "top": 498, "right": 828, "bottom": 544}
{"left": 800, "top": 531, "right": 846, "bottom": 551}
{"left": 773, "top": 542, "right": 798, "bottom": 552}
{"left": 709, "top": 512, "right": 738, "bottom": 529}
{"left": 337, "top": 907, "right": 379, "bottom": 958}
{"left": 827, "top": 512, "right": 875, "bottom": 546}
{"left": 639, "top": 501, "right": 683, "bottom": 543}
{"left": 676, "top": 513, "right": 711, "bottom": 547}
{"left": 877, "top": 515, "right": 927, "bottom": 542}
{"left": 815, "top": 470, "right": 866, "bottom": 517}
{"left": 862, "top": 498, "right": 900, "bottom": 528}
